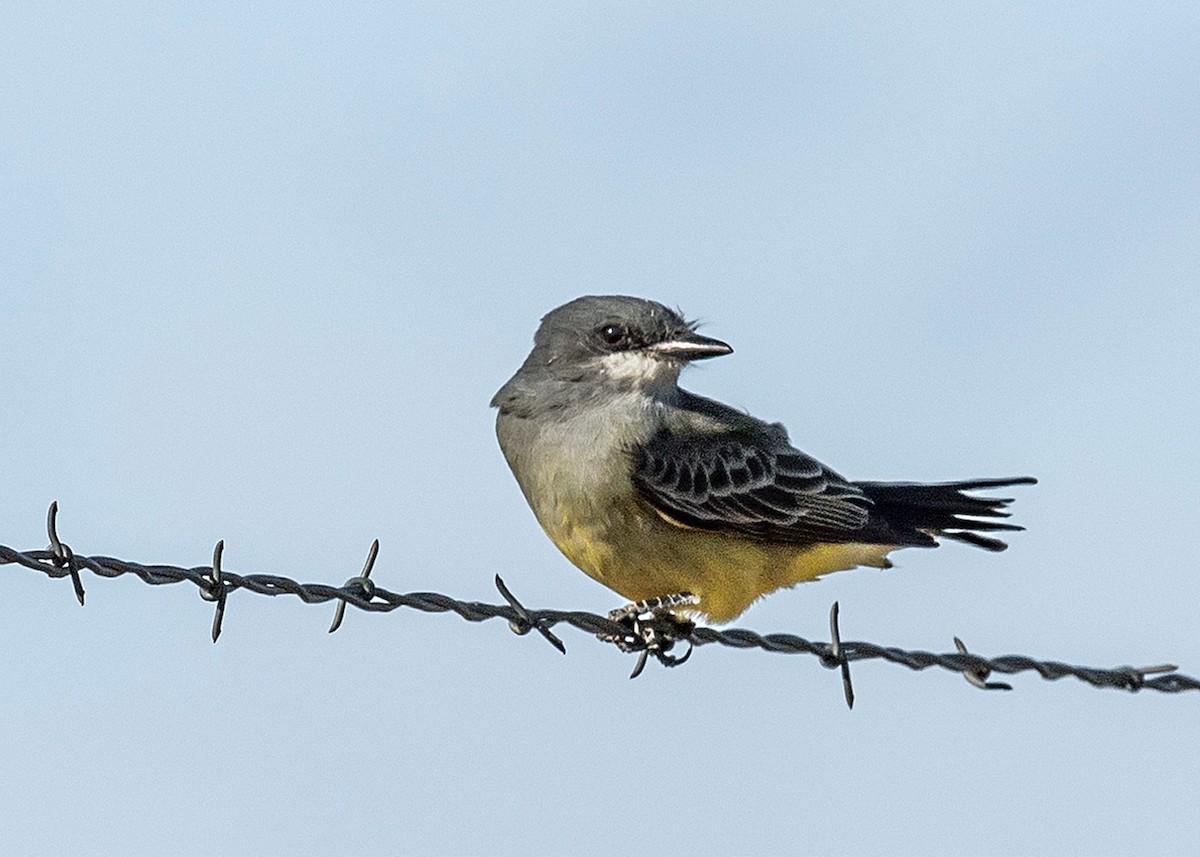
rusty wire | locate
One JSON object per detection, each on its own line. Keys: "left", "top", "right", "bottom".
{"left": 2, "top": 502, "right": 1196, "bottom": 706}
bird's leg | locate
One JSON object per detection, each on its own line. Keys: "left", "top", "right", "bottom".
{"left": 600, "top": 593, "right": 699, "bottom": 669}
{"left": 607, "top": 592, "right": 700, "bottom": 622}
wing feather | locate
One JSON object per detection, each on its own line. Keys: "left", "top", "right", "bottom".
{"left": 632, "top": 426, "right": 875, "bottom": 544}
{"left": 631, "top": 396, "right": 1033, "bottom": 550}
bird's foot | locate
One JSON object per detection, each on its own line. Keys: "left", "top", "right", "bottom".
{"left": 601, "top": 593, "right": 698, "bottom": 676}
{"left": 607, "top": 592, "right": 700, "bottom": 623}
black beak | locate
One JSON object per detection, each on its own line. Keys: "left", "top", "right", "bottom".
{"left": 646, "top": 331, "right": 733, "bottom": 362}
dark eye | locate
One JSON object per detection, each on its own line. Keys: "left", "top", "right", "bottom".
{"left": 598, "top": 324, "right": 628, "bottom": 347}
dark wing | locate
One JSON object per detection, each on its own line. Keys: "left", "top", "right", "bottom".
{"left": 633, "top": 423, "right": 1036, "bottom": 549}
{"left": 631, "top": 425, "right": 892, "bottom": 545}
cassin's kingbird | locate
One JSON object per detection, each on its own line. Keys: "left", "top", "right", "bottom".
{"left": 492, "top": 295, "right": 1034, "bottom": 623}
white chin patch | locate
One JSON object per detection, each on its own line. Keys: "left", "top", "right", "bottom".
{"left": 599, "top": 350, "right": 676, "bottom": 386}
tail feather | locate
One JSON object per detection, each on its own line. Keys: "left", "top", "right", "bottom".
{"left": 854, "top": 476, "right": 1036, "bottom": 552}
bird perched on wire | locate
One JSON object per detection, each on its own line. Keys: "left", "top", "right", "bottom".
{"left": 491, "top": 295, "right": 1034, "bottom": 624}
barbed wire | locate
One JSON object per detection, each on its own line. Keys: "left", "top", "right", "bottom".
{"left": 2, "top": 502, "right": 1196, "bottom": 707}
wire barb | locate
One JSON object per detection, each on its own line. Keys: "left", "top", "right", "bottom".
{"left": 46, "top": 501, "right": 85, "bottom": 606}
{"left": 822, "top": 601, "right": 854, "bottom": 709}
{"left": 953, "top": 637, "right": 1013, "bottom": 691}
{"left": 3, "top": 504, "right": 1198, "bottom": 701}
{"left": 200, "top": 540, "right": 229, "bottom": 643}
{"left": 495, "top": 575, "right": 566, "bottom": 654}
{"left": 329, "top": 539, "right": 380, "bottom": 634}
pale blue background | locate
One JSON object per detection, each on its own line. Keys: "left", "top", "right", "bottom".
{"left": 3, "top": 4, "right": 1198, "bottom": 855}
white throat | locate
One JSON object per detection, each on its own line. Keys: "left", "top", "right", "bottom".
{"left": 597, "top": 350, "right": 682, "bottom": 392}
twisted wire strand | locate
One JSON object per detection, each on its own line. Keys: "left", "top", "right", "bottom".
{"left": 2, "top": 503, "right": 1196, "bottom": 699}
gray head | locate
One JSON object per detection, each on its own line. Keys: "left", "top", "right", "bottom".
{"left": 491, "top": 295, "right": 732, "bottom": 413}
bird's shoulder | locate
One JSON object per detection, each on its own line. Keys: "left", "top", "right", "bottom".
{"left": 657, "top": 389, "right": 790, "bottom": 443}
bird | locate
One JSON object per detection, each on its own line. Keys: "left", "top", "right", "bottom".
{"left": 491, "top": 295, "right": 1035, "bottom": 624}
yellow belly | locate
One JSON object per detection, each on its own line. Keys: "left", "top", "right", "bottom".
{"left": 544, "top": 498, "right": 897, "bottom": 624}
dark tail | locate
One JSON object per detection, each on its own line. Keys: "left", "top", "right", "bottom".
{"left": 854, "top": 477, "right": 1037, "bottom": 552}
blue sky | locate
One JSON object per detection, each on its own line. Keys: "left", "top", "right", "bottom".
{"left": 3, "top": 4, "right": 1198, "bottom": 855}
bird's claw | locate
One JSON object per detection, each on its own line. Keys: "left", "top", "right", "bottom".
{"left": 600, "top": 593, "right": 698, "bottom": 675}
